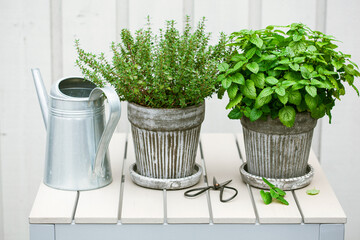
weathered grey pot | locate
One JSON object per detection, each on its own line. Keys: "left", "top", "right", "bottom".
{"left": 127, "top": 102, "right": 205, "bottom": 180}
{"left": 241, "top": 112, "right": 317, "bottom": 179}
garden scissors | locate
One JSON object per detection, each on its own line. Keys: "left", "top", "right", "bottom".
{"left": 184, "top": 177, "right": 238, "bottom": 203}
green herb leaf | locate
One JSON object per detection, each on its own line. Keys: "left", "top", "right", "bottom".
{"left": 228, "top": 107, "right": 243, "bottom": 119}
{"left": 262, "top": 177, "right": 275, "bottom": 188}
{"left": 241, "top": 80, "right": 257, "bottom": 99}
{"left": 250, "top": 35, "right": 263, "bottom": 48}
{"left": 276, "top": 196, "right": 289, "bottom": 205}
{"left": 275, "top": 86, "right": 286, "bottom": 96}
{"left": 270, "top": 188, "right": 279, "bottom": 198}
{"left": 288, "top": 90, "right": 302, "bottom": 105}
{"left": 306, "top": 188, "right": 320, "bottom": 195}
{"left": 218, "top": 62, "right": 229, "bottom": 72}
{"left": 289, "top": 63, "right": 300, "bottom": 71}
{"left": 231, "top": 54, "right": 246, "bottom": 62}
{"left": 227, "top": 84, "right": 238, "bottom": 99}
{"left": 305, "top": 85, "right": 317, "bottom": 97}
{"left": 246, "top": 47, "right": 257, "bottom": 59}
{"left": 265, "top": 76, "right": 279, "bottom": 85}
{"left": 231, "top": 73, "right": 245, "bottom": 85}
{"left": 251, "top": 73, "right": 265, "bottom": 88}
{"left": 300, "top": 66, "right": 311, "bottom": 79}
{"left": 222, "top": 77, "right": 232, "bottom": 89}
{"left": 279, "top": 106, "right": 296, "bottom": 127}
{"left": 278, "top": 93, "right": 288, "bottom": 105}
{"left": 255, "top": 95, "right": 272, "bottom": 109}
{"left": 233, "top": 60, "right": 246, "bottom": 72}
{"left": 305, "top": 94, "right": 318, "bottom": 110}
{"left": 250, "top": 108, "right": 263, "bottom": 121}
{"left": 260, "top": 190, "right": 272, "bottom": 205}
{"left": 274, "top": 187, "right": 286, "bottom": 197}
{"left": 246, "top": 62, "right": 259, "bottom": 74}
{"left": 226, "top": 94, "right": 243, "bottom": 109}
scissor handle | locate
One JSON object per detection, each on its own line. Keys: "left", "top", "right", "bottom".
{"left": 219, "top": 186, "right": 238, "bottom": 203}
{"left": 184, "top": 187, "right": 211, "bottom": 197}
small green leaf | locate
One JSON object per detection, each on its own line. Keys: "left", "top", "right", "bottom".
{"left": 278, "top": 58, "right": 291, "bottom": 64}
{"left": 241, "top": 80, "right": 257, "bottom": 99}
{"left": 250, "top": 35, "right": 263, "bottom": 48}
{"left": 231, "top": 73, "right": 245, "bottom": 85}
{"left": 274, "top": 187, "right": 286, "bottom": 197}
{"left": 305, "top": 94, "right": 318, "bottom": 110}
{"left": 281, "top": 80, "right": 296, "bottom": 89}
{"left": 279, "top": 106, "right": 296, "bottom": 127}
{"left": 255, "top": 95, "right": 272, "bottom": 109}
{"left": 217, "top": 74, "right": 225, "bottom": 83}
{"left": 251, "top": 73, "right": 265, "bottom": 88}
{"left": 246, "top": 62, "right": 259, "bottom": 74}
{"left": 231, "top": 54, "right": 246, "bottom": 62}
{"left": 262, "top": 177, "right": 275, "bottom": 188}
{"left": 274, "top": 65, "right": 289, "bottom": 71}
{"left": 260, "top": 190, "right": 272, "bottom": 205}
{"left": 227, "top": 84, "right": 238, "bottom": 99}
{"left": 222, "top": 77, "right": 232, "bottom": 89}
{"left": 250, "top": 108, "right": 263, "bottom": 121}
{"left": 262, "top": 54, "right": 277, "bottom": 61}
{"left": 276, "top": 196, "right": 289, "bottom": 205}
{"left": 288, "top": 90, "right": 302, "bottom": 105}
{"left": 311, "top": 104, "right": 326, "bottom": 119}
{"left": 306, "top": 188, "right": 320, "bottom": 195}
{"left": 293, "top": 34, "right": 302, "bottom": 42}
{"left": 233, "top": 61, "right": 246, "bottom": 72}
{"left": 270, "top": 188, "right": 279, "bottom": 199}
{"left": 278, "top": 93, "right": 288, "bottom": 105}
{"left": 258, "top": 87, "right": 274, "bottom": 98}
{"left": 226, "top": 94, "right": 243, "bottom": 109}
{"left": 218, "top": 63, "right": 229, "bottom": 72}
{"left": 228, "top": 107, "right": 243, "bottom": 119}
{"left": 275, "top": 86, "right": 286, "bottom": 96}
{"left": 289, "top": 63, "right": 300, "bottom": 71}
{"left": 331, "top": 60, "right": 343, "bottom": 70}
{"left": 293, "top": 57, "right": 305, "bottom": 63}
{"left": 300, "top": 66, "right": 311, "bottom": 79}
{"left": 246, "top": 47, "right": 257, "bottom": 59}
{"left": 305, "top": 85, "right": 317, "bottom": 97}
{"left": 265, "top": 76, "right": 279, "bottom": 85}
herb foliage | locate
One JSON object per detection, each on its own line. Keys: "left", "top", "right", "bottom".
{"left": 218, "top": 23, "right": 360, "bottom": 127}
{"left": 260, "top": 177, "right": 289, "bottom": 205}
{"left": 76, "top": 17, "right": 228, "bottom": 108}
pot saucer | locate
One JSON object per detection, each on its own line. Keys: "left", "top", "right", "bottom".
{"left": 239, "top": 163, "right": 314, "bottom": 190}
{"left": 129, "top": 163, "right": 203, "bottom": 190}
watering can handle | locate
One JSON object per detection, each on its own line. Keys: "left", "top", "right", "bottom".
{"left": 89, "top": 86, "right": 121, "bottom": 176}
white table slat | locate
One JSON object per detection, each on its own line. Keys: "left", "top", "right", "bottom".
{"left": 74, "top": 134, "right": 127, "bottom": 223}
{"left": 29, "top": 183, "right": 78, "bottom": 224}
{"left": 201, "top": 134, "right": 256, "bottom": 223}
{"left": 294, "top": 151, "right": 347, "bottom": 224}
{"left": 236, "top": 134, "right": 302, "bottom": 224}
{"left": 166, "top": 149, "right": 210, "bottom": 224}
{"left": 120, "top": 135, "right": 164, "bottom": 224}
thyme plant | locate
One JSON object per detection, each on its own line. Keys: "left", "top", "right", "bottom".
{"left": 76, "top": 17, "right": 228, "bottom": 108}
{"left": 218, "top": 23, "right": 359, "bottom": 127}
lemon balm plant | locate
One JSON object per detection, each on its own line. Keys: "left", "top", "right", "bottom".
{"left": 75, "top": 17, "right": 229, "bottom": 189}
{"left": 218, "top": 23, "right": 359, "bottom": 127}
{"left": 220, "top": 23, "right": 359, "bottom": 189}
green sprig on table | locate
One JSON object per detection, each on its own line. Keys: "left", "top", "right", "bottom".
{"left": 260, "top": 177, "right": 289, "bottom": 205}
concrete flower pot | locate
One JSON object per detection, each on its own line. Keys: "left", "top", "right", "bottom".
{"left": 127, "top": 102, "right": 205, "bottom": 188}
{"left": 241, "top": 112, "right": 317, "bottom": 179}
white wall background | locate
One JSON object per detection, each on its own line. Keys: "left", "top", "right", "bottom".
{"left": 0, "top": 0, "right": 359, "bottom": 239}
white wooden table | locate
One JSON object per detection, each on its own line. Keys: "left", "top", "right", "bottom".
{"left": 29, "top": 133, "right": 346, "bottom": 240}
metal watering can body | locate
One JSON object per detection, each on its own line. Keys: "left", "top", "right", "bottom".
{"left": 32, "top": 69, "right": 121, "bottom": 191}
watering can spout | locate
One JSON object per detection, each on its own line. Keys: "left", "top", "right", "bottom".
{"left": 31, "top": 68, "right": 49, "bottom": 129}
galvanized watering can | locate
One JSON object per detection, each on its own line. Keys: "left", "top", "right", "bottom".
{"left": 31, "top": 68, "right": 121, "bottom": 191}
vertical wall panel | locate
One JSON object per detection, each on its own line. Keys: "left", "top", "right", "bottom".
{"left": 322, "top": 1, "right": 360, "bottom": 240}
{"left": 62, "top": 0, "right": 117, "bottom": 76}
{"left": 0, "top": 0, "right": 51, "bottom": 239}
{"left": 262, "top": 0, "right": 316, "bottom": 29}
{"left": 129, "top": 0, "right": 183, "bottom": 32}
{"left": 194, "top": 0, "right": 248, "bottom": 133}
